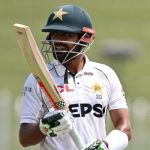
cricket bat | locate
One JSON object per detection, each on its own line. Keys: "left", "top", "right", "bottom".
{"left": 14, "top": 23, "right": 84, "bottom": 149}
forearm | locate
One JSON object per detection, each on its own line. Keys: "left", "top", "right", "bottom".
{"left": 19, "top": 123, "right": 45, "bottom": 147}
{"left": 110, "top": 109, "right": 132, "bottom": 141}
{"left": 114, "top": 120, "right": 132, "bottom": 141}
{"left": 104, "top": 108, "right": 132, "bottom": 150}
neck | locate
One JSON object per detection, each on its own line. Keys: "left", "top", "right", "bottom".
{"left": 64, "top": 55, "right": 85, "bottom": 74}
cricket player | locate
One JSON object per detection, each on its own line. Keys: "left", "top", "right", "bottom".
{"left": 19, "top": 5, "right": 132, "bottom": 150}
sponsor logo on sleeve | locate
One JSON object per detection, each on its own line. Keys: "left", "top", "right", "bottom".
{"left": 23, "top": 86, "right": 32, "bottom": 95}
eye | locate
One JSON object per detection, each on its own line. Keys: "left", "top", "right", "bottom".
{"left": 51, "top": 31, "right": 58, "bottom": 37}
{"left": 51, "top": 31, "right": 77, "bottom": 40}
{"left": 64, "top": 32, "right": 74, "bottom": 38}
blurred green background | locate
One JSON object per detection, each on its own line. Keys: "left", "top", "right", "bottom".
{"left": 0, "top": 0, "right": 150, "bottom": 149}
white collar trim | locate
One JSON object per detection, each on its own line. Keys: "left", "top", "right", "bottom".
{"left": 53, "top": 55, "right": 90, "bottom": 77}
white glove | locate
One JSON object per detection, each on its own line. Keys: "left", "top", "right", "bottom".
{"left": 39, "top": 108, "right": 74, "bottom": 137}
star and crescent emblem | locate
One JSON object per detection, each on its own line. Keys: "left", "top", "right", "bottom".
{"left": 92, "top": 82, "right": 103, "bottom": 93}
{"left": 52, "top": 8, "right": 68, "bottom": 21}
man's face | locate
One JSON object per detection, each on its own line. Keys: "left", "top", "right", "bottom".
{"left": 50, "top": 31, "right": 80, "bottom": 63}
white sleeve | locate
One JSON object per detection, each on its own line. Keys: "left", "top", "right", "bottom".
{"left": 107, "top": 67, "right": 128, "bottom": 110}
{"left": 20, "top": 74, "right": 44, "bottom": 124}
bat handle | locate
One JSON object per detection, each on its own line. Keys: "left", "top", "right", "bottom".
{"left": 70, "top": 125, "right": 85, "bottom": 150}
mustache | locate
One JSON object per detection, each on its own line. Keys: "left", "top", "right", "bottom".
{"left": 53, "top": 42, "right": 68, "bottom": 47}
{"left": 53, "top": 43, "right": 69, "bottom": 52}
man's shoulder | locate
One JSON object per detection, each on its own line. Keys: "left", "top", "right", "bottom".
{"left": 88, "top": 60, "right": 118, "bottom": 80}
{"left": 89, "top": 61, "right": 113, "bottom": 72}
{"left": 24, "top": 73, "right": 37, "bottom": 86}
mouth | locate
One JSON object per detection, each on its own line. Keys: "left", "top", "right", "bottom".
{"left": 54, "top": 45, "right": 68, "bottom": 52}
{"left": 53, "top": 42, "right": 68, "bottom": 50}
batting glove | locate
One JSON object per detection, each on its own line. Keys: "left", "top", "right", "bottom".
{"left": 39, "top": 108, "right": 74, "bottom": 137}
{"left": 82, "top": 139, "right": 109, "bottom": 150}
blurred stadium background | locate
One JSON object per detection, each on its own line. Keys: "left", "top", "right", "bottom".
{"left": 0, "top": 0, "right": 150, "bottom": 149}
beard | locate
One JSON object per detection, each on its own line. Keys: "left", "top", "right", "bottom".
{"left": 52, "top": 42, "right": 82, "bottom": 64}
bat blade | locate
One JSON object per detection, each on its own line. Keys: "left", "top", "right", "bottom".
{"left": 14, "top": 23, "right": 84, "bottom": 149}
{"left": 14, "top": 23, "right": 63, "bottom": 109}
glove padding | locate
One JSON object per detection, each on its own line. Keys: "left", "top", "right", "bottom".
{"left": 39, "top": 108, "right": 74, "bottom": 137}
{"left": 83, "top": 139, "right": 109, "bottom": 150}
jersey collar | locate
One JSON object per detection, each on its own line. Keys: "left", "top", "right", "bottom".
{"left": 53, "top": 59, "right": 66, "bottom": 77}
{"left": 53, "top": 55, "right": 91, "bottom": 77}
